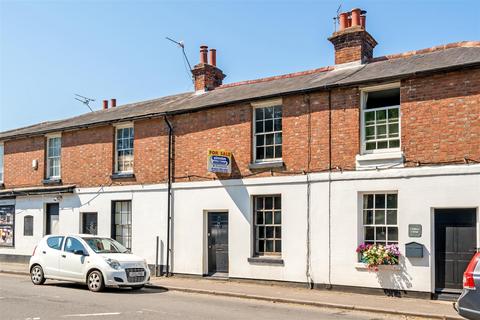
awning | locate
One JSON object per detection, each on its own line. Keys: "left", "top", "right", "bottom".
{"left": 0, "top": 185, "right": 76, "bottom": 199}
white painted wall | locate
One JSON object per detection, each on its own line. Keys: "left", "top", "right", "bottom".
{"left": 1, "top": 164, "right": 479, "bottom": 293}
{"left": 0, "top": 184, "right": 169, "bottom": 266}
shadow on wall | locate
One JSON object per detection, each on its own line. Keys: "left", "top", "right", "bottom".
{"left": 375, "top": 257, "right": 413, "bottom": 296}
{"left": 217, "top": 155, "right": 251, "bottom": 224}
{"left": 408, "top": 246, "right": 431, "bottom": 268}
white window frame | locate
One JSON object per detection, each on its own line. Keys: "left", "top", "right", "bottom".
{"left": 46, "top": 134, "right": 61, "bottom": 179}
{"left": 114, "top": 123, "right": 134, "bottom": 174}
{"left": 0, "top": 142, "right": 4, "bottom": 183}
{"left": 360, "top": 191, "right": 399, "bottom": 246}
{"left": 360, "top": 83, "right": 401, "bottom": 155}
{"left": 252, "top": 98, "right": 283, "bottom": 163}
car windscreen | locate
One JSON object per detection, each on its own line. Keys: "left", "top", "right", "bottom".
{"left": 82, "top": 237, "right": 129, "bottom": 254}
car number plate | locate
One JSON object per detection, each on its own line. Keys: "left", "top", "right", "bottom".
{"left": 129, "top": 271, "right": 145, "bottom": 277}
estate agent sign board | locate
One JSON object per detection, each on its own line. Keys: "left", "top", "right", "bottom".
{"left": 207, "top": 149, "right": 232, "bottom": 174}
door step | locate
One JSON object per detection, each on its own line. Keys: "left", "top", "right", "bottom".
{"left": 434, "top": 292, "right": 461, "bottom": 301}
{"left": 206, "top": 272, "right": 229, "bottom": 279}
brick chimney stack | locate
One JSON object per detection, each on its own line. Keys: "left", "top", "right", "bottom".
{"left": 328, "top": 8, "right": 377, "bottom": 65}
{"left": 192, "top": 45, "right": 226, "bottom": 92}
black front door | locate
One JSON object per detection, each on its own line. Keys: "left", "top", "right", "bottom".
{"left": 46, "top": 203, "right": 59, "bottom": 235}
{"left": 435, "top": 208, "right": 477, "bottom": 292}
{"left": 82, "top": 212, "right": 98, "bottom": 235}
{"left": 208, "top": 212, "right": 229, "bottom": 274}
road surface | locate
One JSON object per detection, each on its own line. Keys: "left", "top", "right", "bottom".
{"left": 0, "top": 273, "right": 401, "bottom": 320}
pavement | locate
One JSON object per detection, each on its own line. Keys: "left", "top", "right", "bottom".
{"left": 0, "top": 262, "right": 462, "bottom": 320}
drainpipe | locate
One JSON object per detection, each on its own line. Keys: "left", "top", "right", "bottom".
{"left": 303, "top": 93, "right": 314, "bottom": 289}
{"left": 164, "top": 115, "right": 173, "bottom": 277}
{"left": 327, "top": 90, "right": 333, "bottom": 289}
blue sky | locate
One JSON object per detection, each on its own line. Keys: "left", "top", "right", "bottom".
{"left": 1, "top": 0, "right": 479, "bottom": 131}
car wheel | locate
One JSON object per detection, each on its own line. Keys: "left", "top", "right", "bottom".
{"left": 131, "top": 285, "right": 144, "bottom": 290}
{"left": 31, "top": 265, "right": 46, "bottom": 285}
{"left": 87, "top": 270, "right": 105, "bottom": 292}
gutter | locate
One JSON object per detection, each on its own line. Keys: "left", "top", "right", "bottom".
{"left": 164, "top": 115, "right": 173, "bottom": 277}
{"left": 1, "top": 61, "right": 479, "bottom": 141}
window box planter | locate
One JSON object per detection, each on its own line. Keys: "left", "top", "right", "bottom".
{"left": 356, "top": 243, "right": 400, "bottom": 271}
{"left": 354, "top": 262, "right": 401, "bottom": 271}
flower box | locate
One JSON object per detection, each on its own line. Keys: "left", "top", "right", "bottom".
{"left": 356, "top": 243, "right": 400, "bottom": 271}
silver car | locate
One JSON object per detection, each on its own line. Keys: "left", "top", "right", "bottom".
{"left": 457, "top": 252, "right": 480, "bottom": 320}
{"left": 29, "top": 235, "right": 150, "bottom": 292}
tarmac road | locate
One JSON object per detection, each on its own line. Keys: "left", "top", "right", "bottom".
{"left": 0, "top": 273, "right": 403, "bottom": 320}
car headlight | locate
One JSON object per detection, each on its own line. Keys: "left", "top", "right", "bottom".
{"left": 104, "top": 257, "right": 121, "bottom": 270}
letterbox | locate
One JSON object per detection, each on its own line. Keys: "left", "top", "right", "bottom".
{"left": 405, "top": 242, "right": 423, "bottom": 258}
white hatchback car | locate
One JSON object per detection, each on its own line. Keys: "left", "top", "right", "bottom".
{"left": 29, "top": 234, "right": 150, "bottom": 292}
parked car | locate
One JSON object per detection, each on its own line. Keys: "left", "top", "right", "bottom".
{"left": 456, "top": 252, "right": 480, "bottom": 320}
{"left": 29, "top": 234, "right": 150, "bottom": 292}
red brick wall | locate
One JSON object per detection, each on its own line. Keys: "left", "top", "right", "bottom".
{"left": 62, "top": 125, "right": 114, "bottom": 186}
{"left": 331, "top": 88, "right": 360, "bottom": 170}
{"left": 3, "top": 136, "right": 45, "bottom": 188}
{"left": 2, "top": 67, "right": 479, "bottom": 188}
{"left": 401, "top": 68, "right": 480, "bottom": 165}
{"left": 134, "top": 118, "right": 169, "bottom": 184}
{"left": 172, "top": 103, "right": 252, "bottom": 181}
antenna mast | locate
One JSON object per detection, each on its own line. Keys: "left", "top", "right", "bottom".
{"left": 333, "top": 4, "right": 342, "bottom": 32}
{"left": 74, "top": 94, "right": 95, "bottom": 112}
{"left": 166, "top": 37, "right": 194, "bottom": 84}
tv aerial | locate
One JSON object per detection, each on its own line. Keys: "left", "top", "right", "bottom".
{"left": 166, "top": 36, "right": 194, "bottom": 84}
{"left": 333, "top": 3, "right": 342, "bottom": 31}
{"left": 74, "top": 94, "right": 95, "bottom": 112}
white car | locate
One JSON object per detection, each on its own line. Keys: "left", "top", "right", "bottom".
{"left": 29, "top": 234, "right": 150, "bottom": 292}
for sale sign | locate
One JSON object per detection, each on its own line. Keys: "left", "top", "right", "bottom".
{"left": 207, "top": 149, "right": 232, "bottom": 174}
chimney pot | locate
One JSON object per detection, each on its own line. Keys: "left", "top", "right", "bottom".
{"left": 339, "top": 12, "right": 348, "bottom": 31}
{"left": 111, "top": 98, "right": 117, "bottom": 108}
{"left": 103, "top": 100, "right": 108, "bottom": 110}
{"left": 209, "top": 49, "right": 217, "bottom": 66}
{"left": 360, "top": 14, "right": 366, "bottom": 28}
{"left": 328, "top": 8, "right": 377, "bottom": 65}
{"left": 200, "top": 45, "right": 208, "bottom": 64}
{"left": 351, "top": 8, "right": 361, "bottom": 27}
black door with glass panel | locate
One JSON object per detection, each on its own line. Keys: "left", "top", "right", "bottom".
{"left": 208, "top": 212, "right": 229, "bottom": 274}
{"left": 46, "top": 203, "right": 59, "bottom": 235}
{"left": 82, "top": 212, "right": 98, "bottom": 235}
{"left": 435, "top": 209, "right": 477, "bottom": 293}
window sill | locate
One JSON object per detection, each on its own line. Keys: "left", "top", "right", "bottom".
{"left": 42, "top": 178, "right": 62, "bottom": 185}
{"left": 248, "top": 257, "right": 284, "bottom": 266}
{"left": 249, "top": 161, "right": 284, "bottom": 170}
{"left": 354, "top": 262, "right": 401, "bottom": 271}
{"left": 111, "top": 173, "right": 135, "bottom": 180}
{"left": 355, "top": 151, "right": 404, "bottom": 170}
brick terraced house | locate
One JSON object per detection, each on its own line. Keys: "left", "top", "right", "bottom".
{"left": 0, "top": 9, "right": 479, "bottom": 299}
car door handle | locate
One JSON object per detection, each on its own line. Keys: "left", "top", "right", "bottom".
{"left": 61, "top": 254, "right": 66, "bottom": 258}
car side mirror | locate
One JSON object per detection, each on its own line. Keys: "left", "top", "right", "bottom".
{"left": 74, "top": 249, "right": 88, "bottom": 256}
